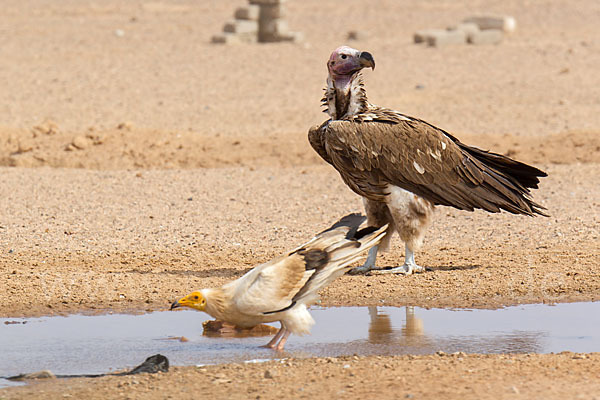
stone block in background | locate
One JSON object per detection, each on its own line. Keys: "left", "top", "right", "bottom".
{"left": 259, "top": 3, "right": 287, "bottom": 20}
{"left": 234, "top": 5, "right": 260, "bottom": 21}
{"left": 463, "top": 15, "right": 516, "bottom": 33}
{"left": 275, "top": 30, "right": 303, "bottom": 42}
{"left": 467, "top": 29, "right": 503, "bottom": 45}
{"left": 223, "top": 19, "right": 258, "bottom": 34}
{"left": 214, "top": 0, "right": 301, "bottom": 44}
{"left": 414, "top": 29, "right": 446, "bottom": 44}
{"left": 426, "top": 29, "right": 466, "bottom": 47}
{"left": 211, "top": 32, "right": 256, "bottom": 44}
{"left": 447, "top": 22, "right": 480, "bottom": 38}
{"left": 211, "top": 33, "right": 241, "bottom": 44}
{"left": 259, "top": 18, "right": 288, "bottom": 42}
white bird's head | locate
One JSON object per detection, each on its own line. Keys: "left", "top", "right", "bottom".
{"left": 171, "top": 290, "right": 207, "bottom": 312}
{"left": 327, "top": 46, "right": 375, "bottom": 89}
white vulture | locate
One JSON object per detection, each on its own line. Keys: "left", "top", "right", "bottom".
{"left": 171, "top": 214, "right": 387, "bottom": 351}
{"left": 309, "top": 46, "right": 547, "bottom": 275}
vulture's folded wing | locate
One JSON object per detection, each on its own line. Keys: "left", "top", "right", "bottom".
{"left": 323, "top": 118, "right": 547, "bottom": 215}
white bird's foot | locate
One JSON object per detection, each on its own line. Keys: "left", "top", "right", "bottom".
{"left": 261, "top": 325, "right": 286, "bottom": 349}
{"left": 262, "top": 330, "right": 290, "bottom": 351}
{"left": 369, "top": 263, "right": 425, "bottom": 275}
{"left": 273, "top": 331, "right": 290, "bottom": 351}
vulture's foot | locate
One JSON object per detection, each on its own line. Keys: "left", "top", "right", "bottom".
{"left": 369, "top": 263, "right": 425, "bottom": 275}
{"left": 348, "top": 264, "right": 374, "bottom": 275}
{"left": 348, "top": 245, "right": 378, "bottom": 275}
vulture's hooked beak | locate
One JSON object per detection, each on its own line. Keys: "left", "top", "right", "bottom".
{"left": 170, "top": 300, "right": 181, "bottom": 310}
{"left": 359, "top": 51, "right": 375, "bottom": 70}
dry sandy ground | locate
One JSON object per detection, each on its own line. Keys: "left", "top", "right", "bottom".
{"left": 4, "top": 353, "right": 600, "bottom": 400}
{"left": 1, "top": 0, "right": 600, "bottom": 398}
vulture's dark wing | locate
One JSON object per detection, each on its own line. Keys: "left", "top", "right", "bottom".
{"left": 309, "top": 123, "right": 333, "bottom": 166}
{"left": 321, "top": 116, "right": 547, "bottom": 216}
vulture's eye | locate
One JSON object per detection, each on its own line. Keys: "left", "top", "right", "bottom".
{"left": 193, "top": 295, "right": 199, "bottom": 300}
{"left": 341, "top": 54, "right": 347, "bottom": 59}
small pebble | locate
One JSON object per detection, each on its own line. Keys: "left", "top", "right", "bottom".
{"left": 264, "top": 369, "right": 275, "bottom": 379}
{"left": 71, "top": 135, "right": 89, "bottom": 150}
{"left": 347, "top": 30, "right": 368, "bottom": 41}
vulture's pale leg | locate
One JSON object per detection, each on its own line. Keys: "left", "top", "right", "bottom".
{"left": 348, "top": 245, "right": 379, "bottom": 275}
{"left": 371, "top": 243, "right": 425, "bottom": 275}
{"left": 370, "top": 187, "right": 431, "bottom": 275}
{"left": 260, "top": 324, "right": 287, "bottom": 349}
{"left": 274, "top": 330, "right": 292, "bottom": 351}
{"left": 401, "top": 245, "right": 425, "bottom": 273}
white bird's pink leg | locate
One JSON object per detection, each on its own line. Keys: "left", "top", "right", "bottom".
{"left": 274, "top": 330, "right": 291, "bottom": 351}
{"left": 260, "top": 324, "right": 286, "bottom": 349}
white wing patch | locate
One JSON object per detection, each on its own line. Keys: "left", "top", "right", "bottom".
{"left": 429, "top": 149, "right": 441, "bottom": 160}
{"left": 413, "top": 161, "right": 425, "bottom": 174}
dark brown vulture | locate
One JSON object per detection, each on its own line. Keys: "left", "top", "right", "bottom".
{"left": 309, "top": 46, "right": 547, "bottom": 275}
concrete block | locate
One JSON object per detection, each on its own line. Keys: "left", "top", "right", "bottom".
{"left": 463, "top": 15, "right": 516, "bottom": 33}
{"left": 276, "top": 30, "right": 303, "bottom": 43}
{"left": 467, "top": 29, "right": 503, "bottom": 45}
{"left": 259, "top": 3, "right": 287, "bottom": 20}
{"left": 223, "top": 19, "right": 258, "bottom": 34}
{"left": 234, "top": 5, "right": 260, "bottom": 21}
{"left": 211, "top": 33, "right": 256, "bottom": 45}
{"left": 447, "top": 22, "right": 480, "bottom": 38}
{"left": 414, "top": 29, "right": 446, "bottom": 44}
{"left": 426, "top": 29, "right": 466, "bottom": 47}
{"left": 259, "top": 18, "right": 289, "bottom": 42}
{"left": 211, "top": 33, "right": 242, "bottom": 45}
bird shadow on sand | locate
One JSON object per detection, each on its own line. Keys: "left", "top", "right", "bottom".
{"left": 426, "top": 264, "right": 483, "bottom": 272}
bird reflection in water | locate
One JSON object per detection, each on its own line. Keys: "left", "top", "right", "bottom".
{"left": 366, "top": 306, "right": 545, "bottom": 354}
{"left": 368, "top": 306, "right": 426, "bottom": 345}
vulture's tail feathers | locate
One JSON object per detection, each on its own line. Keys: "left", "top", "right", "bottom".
{"left": 456, "top": 143, "right": 549, "bottom": 217}
{"left": 457, "top": 142, "right": 547, "bottom": 190}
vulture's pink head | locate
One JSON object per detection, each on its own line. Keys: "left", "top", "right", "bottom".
{"left": 327, "top": 46, "right": 375, "bottom": 87}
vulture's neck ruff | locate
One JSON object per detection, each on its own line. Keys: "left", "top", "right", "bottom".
{"left": 325, "top": 72, "right": 370, "bottom": 120}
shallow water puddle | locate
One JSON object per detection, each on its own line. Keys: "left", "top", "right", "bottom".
{"left": 1, "top": 302, "right": 599, "bottom": 387}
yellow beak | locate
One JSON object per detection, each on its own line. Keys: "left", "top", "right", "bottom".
{"left": 170, "top": 291, "right": 206, "bottom": 311}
